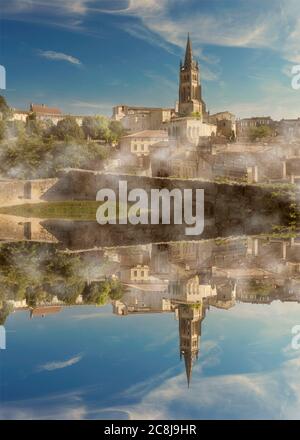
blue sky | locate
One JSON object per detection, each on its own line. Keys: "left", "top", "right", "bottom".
{"left": 1, "top": 0, "right": 300, "bottom": 119}
{"left": 1, "top": 301, "right": 300, "bottom": 420}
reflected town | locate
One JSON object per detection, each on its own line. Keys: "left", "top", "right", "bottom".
{"left": 2, "top": 215, "right": 300, "bottom": 390}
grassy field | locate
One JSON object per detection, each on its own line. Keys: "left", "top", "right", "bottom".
{"left": 0, "top": 201, "right": 117, "bottom": 221}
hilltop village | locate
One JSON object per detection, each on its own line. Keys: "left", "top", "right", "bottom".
{"left": 2, "top": 34, "right": 300, "bottom": 185}
{"left": 1, "top": 36, "right": 300, "bottom": 385}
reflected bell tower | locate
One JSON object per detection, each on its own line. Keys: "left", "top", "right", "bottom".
{"left": 178, "top": 302, "right": 205, "bottom": 387}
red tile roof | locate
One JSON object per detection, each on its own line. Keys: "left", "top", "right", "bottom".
{"left": 30, "top": 103, "right": 62, "bottom": 115}
{"left": 30, "top": 306, "right": 62, "bottom": 318}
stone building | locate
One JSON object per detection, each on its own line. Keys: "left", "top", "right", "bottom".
{"left": 178, "top": 34, "right": 208, "bottom": 118}
{"left": 29, "top": 103, "right": 63, "bottom": 123}
{"left": 209, "top": 111, "right": 236, "bottom": 139}
{"left": 10, "top": 103, "right": 84, "bottom": 126}
{"left": 10, "top": 109, "right": 28, "bottom": 123}
{"left": 167, "top": 116, "right": 216, "bottom": 146}
{"left": 119, "top": 130, "right": 168, "bottom": 172}
{"left": 277, "top": 118, "right": 300, "bottom": 139}
{"left": 112, "top": 105, "right": 175, "bottom": 132}
{"left": 236, "top": 116, "right": 275, "bottom": 138}
{"left": 166, "top": 34, "right": 217, "bottom": 144}
{"left": 120, "top": 130, "right": 168, "bottom": 157}
{"left": 114, "top": 35, "right": 216, "bottom": 139}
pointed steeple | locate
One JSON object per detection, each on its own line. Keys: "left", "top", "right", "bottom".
{"left": 184, "top": 33, "right": 193, "bottom": 67}
{"left": 183, "top": 351, "right": 193, "bottom": 388}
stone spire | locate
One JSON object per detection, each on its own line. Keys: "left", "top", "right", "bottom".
{"left": 184, "top": 33, "right": 193, "bottom": 67}
{"left": 178, "top": 33, "right": 205, "bottom": 116}
{"left": 178, "top": 302, "right": 203, "bottom": 388}
{"left": 183, "top": 350, "right": 198, "bottom": 388}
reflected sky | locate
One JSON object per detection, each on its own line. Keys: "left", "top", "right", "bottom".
{"left": 1, "top": 300, "right": 300, "bottom": 420}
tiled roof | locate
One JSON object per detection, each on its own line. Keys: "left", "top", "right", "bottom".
{"left": 30, "top": 103, "right": 62, "bottom": 115}
{"left": 30, "top": 306, "right": 62, "bottom": 317}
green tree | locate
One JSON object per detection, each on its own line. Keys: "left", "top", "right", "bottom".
{"left": 83, "top": 280, "right": 111, "bottom": 306}
{"left": 0, "top": 243, "right": 86, "bottom": 306}
{"left": 82, "top": 116, "right": 102, "bottom": 139}
{"left": 248, "top": 125, "right": 273, "bottom": 142}
{"left": 96, "top": 116, "right": 110, "bottom": 138}
{"left": 109, "top": 279, "right": 124, "bottom": 300}
{"left": 0, "top": 120, "right": 5, "bottom": 141}
{"left": 54, "top": 116, "right": 84, "bottom": 141}
{"left": 0, "top": 302, "right": 13, "bottom": 325}
{"left": 109, "top": 120, "right": 125, "bottom": 142}
{"left": 0, "top": 135, "right": 52, "bottom": 178}
{"left": 26, "top": 114, "right": 44, "bottom": 137}
{"left": 0, "top": 95, "right": 11, "bottom": 119}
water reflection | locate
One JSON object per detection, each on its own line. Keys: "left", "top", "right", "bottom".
{"left": 1, "top": 232, "right": 300, "bottom": 399}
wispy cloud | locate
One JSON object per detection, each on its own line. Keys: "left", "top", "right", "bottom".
{"left": 103, "top": 355, "right": 300, "bottom": 420}
{"left": 38, "top": 50, "right": 82, "bottom": 65}
{"left": 5, "top": 1, "right": 300, "bottom": 64}
{"left": 144, "top": 71, "right": 177, "bottom": 91}
{"left": 100, "top": 0, "right": 300, "bottom": 64}
{"left": 68, "top": 101, "right": 115, "bottom": 115}
{"left": 71, "top": 100, "right": 114, "bottom": 110}
{"left": 37, "top": 355, "right": 82, "bottom": 372}
{"left": 2, "top": 0, "right": 90, "bottom": 16}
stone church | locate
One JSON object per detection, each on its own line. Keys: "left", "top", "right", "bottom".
{"left": 178, "top": 33, "right": 208, "bottom": 120}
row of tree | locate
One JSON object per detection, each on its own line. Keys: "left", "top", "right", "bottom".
{"left": 0, "top": 242, "right": 124, "bottom": 324}
{"left": 0, "top": 95, "right": 125, "bottom": 178}
{"left": 0, "top": 95, "right": 125, "bottom": 143}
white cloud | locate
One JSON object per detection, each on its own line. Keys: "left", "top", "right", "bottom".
{"left": 201, "top": 65, "right": 220, "bottom": 82}
{"left": 38, "top": 50, "right": 82, "bottom": 65}
{"left": 2, "top": 0, "right": 90, "bottom": 16}
{"left": 71, "top": 311, "right": 114, "bottom": 319}
{"left": 70, "top": 101, "right": 114, "bottom": 109}
{"left": 37, "top": 355, "right": 82, "bottom": 372}
{"left": 213, "top": 74, "right": 300, "bottom": 119}
{"left": 105, "top": 0, "right": 300, "bottom": 65}
{"left": 4, "top": 1, "right": 300, "bottom": 65}
{"left": 102, "top": 355, "right": 300, "bottom": 420}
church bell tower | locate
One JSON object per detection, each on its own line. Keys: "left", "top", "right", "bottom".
{"left": 178, "top": 34, "right": 204, "bottom": 117}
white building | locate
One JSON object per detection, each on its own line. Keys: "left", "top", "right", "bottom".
{"left": 168, "top": 116, "right": 217, "bottom": 146}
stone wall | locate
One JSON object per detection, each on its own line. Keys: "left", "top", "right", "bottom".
{"left": 35, "top": 169, "right": 293, "bottom": 250}
{"left": 0, "top": 178, "right": 58, "bottom": 207}
{"left": 0, "top": 214, "right": 58, "bottom": 242}
{"left": 0, "top": 170, "right": 293, "bottom": 249}
{"left": 0, "top": 180, "right": 26, "bottom": 207}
